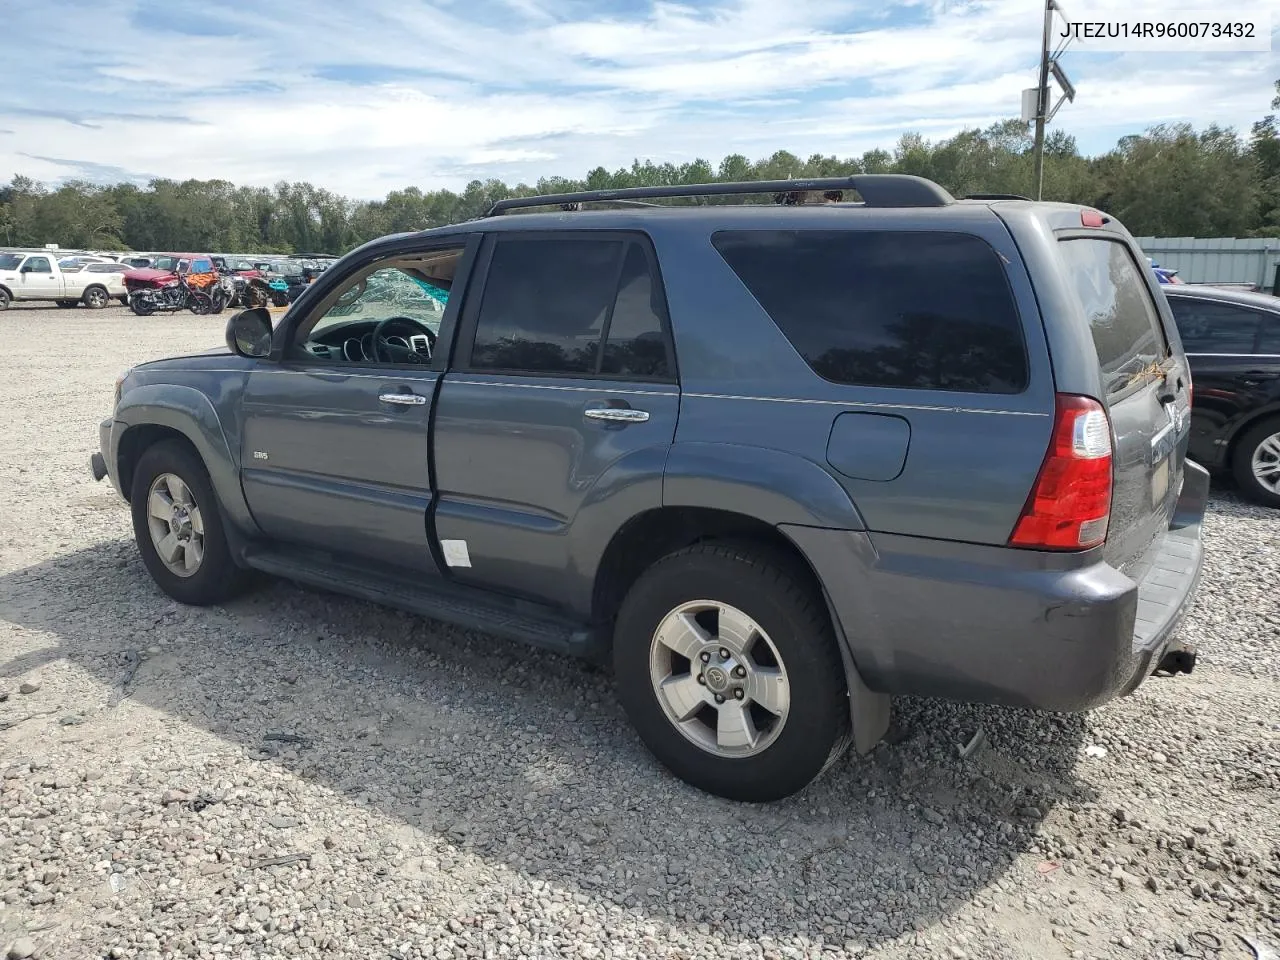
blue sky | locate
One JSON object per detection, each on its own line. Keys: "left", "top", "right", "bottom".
{"left": 1, "top": 0, "right": 1278, "bottom": 198}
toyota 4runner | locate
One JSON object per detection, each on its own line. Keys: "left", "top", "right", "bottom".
{"left": 90, "top": 176, "right": 1207, "bottom": 802}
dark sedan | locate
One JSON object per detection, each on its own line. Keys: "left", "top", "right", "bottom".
{"left": 1164, "top": 285, "right": 1280, "bottom": 507}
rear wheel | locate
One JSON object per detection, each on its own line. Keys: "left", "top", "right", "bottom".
{"left": 188, "top": 292, "right": 214, "bottom": 315}
{"left": 613, "top": 542, "right": 849, "bottom": 802}
{"left": 1233, "top": 416, "right": 1280, "bottom": 508}
{"left": 130, "top": 440, "right": 251, "bottom": 605}
{"left": 0, "top": 289, "right": 9, "bottom": 310}
{"left": 82, "top": 285, "right": 109, "bottom": 309}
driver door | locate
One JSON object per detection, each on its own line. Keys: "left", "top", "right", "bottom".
{"left": 239, "top": 238, "right": 475, "bottom": 576}
{"left": 20, "top": 256, "right": 61, "bottom": 298}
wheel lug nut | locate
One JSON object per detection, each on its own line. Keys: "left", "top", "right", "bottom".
{"left": 699, "top": 651, "right": 711, "bottom": 663}
{"left": 714, "top": 694, "right": 725, "bottom": 704}
{"left": 732, "top": 666, "right": 746, "bottom": 678}
{"left": 696, "top": 674, "right": 706, "bottom": 685}
{"left": 718, "top": 648, "right": 729, "bottom": 660}
{"left": 733, "top": 688, "right": 745, "bottom": 700}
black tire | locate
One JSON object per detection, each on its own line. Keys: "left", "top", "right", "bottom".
{"left": 188, "top": 292, "right": 214, "bottom": 315}
{"left": 270, "top": 290, "right": 289, "bottom": 307}
{"left": 130, "top": 440, "right": 251, "bottom": 605}
{"left": 613, "top": 541, "right": 849, "bottom": 802}
{"left": 1232, "top": 416, "right": 1280, "bottom": 508}
{"left": 130, "top": 296, "right": 155, "bottom": 317}
{"left": 0, "top": 288, "right": 10, "bottom": 310}
{"left": 82, "top": 285, "right": 109, "bottom": 309}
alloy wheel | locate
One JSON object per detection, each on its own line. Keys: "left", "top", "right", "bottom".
{"left": 648, "top": 600, "right": 790, "bottom": 758}
{"left": 145, "top": 473, "right": 205, "bottom": 577}
{"left": 1251, "top": 430, "right": 1280, "bottom": 495}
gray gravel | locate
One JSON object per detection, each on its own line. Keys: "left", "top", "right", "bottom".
{"left": 1, "top": 305, "right": 1278, "bottom": 960}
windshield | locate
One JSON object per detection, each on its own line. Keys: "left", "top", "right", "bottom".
{"left": 150, "top": 256, "right": 178, "bottom": 270}
{"left": 0, "top": 254, "right": 25, "bottom": 270}
{"left": 273, "top": 262, "right": 303, "bottom": 276}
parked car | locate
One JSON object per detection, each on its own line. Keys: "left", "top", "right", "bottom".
{"left": 253, "top": 259, "right": 308, "bottom": 304}
{"left": 0, "top": 251, "right": 125, "bottom": 308}
{"left": 90, "top": 176, "right": 1206, "bottom": 802}
{"left": 1163, "top": 285, "right": 1280, "bottom": 507}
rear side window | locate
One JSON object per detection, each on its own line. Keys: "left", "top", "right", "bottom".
{"left": 711, "top": 231, "right": 1028, "bottom": 393}
{"left": 1260, "top": 313, "right": 1280, "bottom": 354}
{"left": 1058, "top": 239, "right": 1168, "bottom": 397}
{"left": 470, "top": 236, "right": 671, "bottom": 379}
{"left": 1167, "top": 298, "right": 1262, "bottom": 354}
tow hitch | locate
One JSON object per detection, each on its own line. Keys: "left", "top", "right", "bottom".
{"left": 1156, "top": 641, "right": 1197, "bottom": 676}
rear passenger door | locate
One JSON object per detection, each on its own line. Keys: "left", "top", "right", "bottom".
{"left": 432, "top": 232, "right": 679, "bottom": 612}
{"left": 1166, "top": 296, "right": 1276, "bottom": 464}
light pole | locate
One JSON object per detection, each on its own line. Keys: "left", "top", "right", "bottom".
{"left": 1025, "top": 0, "right": 1076, "bottom": 200}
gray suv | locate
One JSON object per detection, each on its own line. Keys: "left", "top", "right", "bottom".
{"left": 90, "top": 176, "right": 1207, "bottom": 802}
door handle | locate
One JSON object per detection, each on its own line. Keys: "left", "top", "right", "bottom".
{"left": 378, "top": 392, "right": 427, "bottom": 406}
{"left": 584, "top": 407, "right": 649, "bottom": 423}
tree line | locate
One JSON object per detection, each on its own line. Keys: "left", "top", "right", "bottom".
{"left": 4, "top": 81, "right": 1280, "bottom": 255}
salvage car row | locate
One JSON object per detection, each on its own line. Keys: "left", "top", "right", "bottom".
{"left": 0, "top": 248, "right": 335, "bottom": 313}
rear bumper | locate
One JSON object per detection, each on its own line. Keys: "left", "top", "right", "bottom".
{"left": 782, "top": 459, "right": 1209, "bottom": 712}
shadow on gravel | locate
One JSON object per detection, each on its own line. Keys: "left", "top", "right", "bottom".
{"left": 0, "top": 540, "right": 1093, "bottom": 948}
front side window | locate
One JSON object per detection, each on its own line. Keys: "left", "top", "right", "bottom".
{"left": 294, "top": 248, "right": 464, "bottom": 364}
{"left": 1168, "top": 299, "right": 1262, "bottom": 354}
{"left": 712, "top": 230, "right": 1028, "bottom": 393}
{"left": 24, "top": 257, "right": 51, "bottom": 273}
{"left": 1058, "top": 238, "right": 1169, "bottom": 397}
{"left": 469, "top": 236, "right": 671, "bottom": 379}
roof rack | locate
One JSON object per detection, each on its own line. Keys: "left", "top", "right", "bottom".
{"left": 485, "top": 175, "right": 954, "bottom": 216}
{"left": 962, "top": 193, "right": 1032, "bottom": 201}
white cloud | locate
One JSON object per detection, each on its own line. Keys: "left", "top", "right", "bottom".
{"left": 1, "top": 0, "right": 1278, "bottom": 197}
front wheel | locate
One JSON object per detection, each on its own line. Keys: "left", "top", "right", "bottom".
{"left": 0, "top": 288, "right": 9, "bottom": 310}
{"left": 82, "top": 286, "right": 109, "bottom": 309}
{"left": 1233, "top": 417, "right": 1280, "bottom": 508}
{"left": 613, "top": 542, "right": 849, "bottom": 802}
{"left": 130, "top": 440, "right": 251, "bottom": 605}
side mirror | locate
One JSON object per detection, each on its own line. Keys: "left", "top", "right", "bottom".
{"left": 226, "top": 308, "right": 273, "bottom": 358}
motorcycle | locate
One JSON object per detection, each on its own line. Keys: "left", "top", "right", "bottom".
{"left": 129, "top": 276, "right": 228, "bottom": 316}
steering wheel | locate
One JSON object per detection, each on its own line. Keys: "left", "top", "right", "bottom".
{"left": 372, "top": 316, "right": 437, "bottom": 364}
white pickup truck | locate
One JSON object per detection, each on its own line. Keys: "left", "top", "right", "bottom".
{"left": 0, "top": 252, "right": 127, "bottom": 310}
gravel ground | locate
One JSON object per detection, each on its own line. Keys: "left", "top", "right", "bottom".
{"left": 0, "top": 304, "right": 1277, "bottom": 960}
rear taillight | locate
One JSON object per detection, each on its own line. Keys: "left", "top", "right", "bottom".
{"left": 1010, "top": 394, "right": 1113, "bottom": 550}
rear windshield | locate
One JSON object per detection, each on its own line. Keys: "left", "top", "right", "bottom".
{"left": 712, "top": 230, "right": 1028, "bottom": 394}
{"left": 1058, "top": 238, "right": 1168, "bottom": 397}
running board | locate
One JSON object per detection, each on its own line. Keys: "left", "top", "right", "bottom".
{"left": 241, "top": 547, "right": 603, "bottom": 659}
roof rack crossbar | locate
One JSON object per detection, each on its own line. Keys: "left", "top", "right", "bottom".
{"left": 485, "top": 175, "right": 954, "bottom": 216}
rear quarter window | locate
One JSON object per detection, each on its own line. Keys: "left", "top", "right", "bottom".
{"left": 1058, "top": 238, "right": 1169, "bottom": 397}
{"left": 711, "top": 230, "right": 1029, "bottom": 393}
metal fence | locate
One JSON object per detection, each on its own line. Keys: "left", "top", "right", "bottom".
{"left": 1135, "top": 237, "right": 1280, "bottom": 290}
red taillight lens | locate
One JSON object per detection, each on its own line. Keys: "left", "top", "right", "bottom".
{"left": 1010, "top": 394, "right": 1113, "bottom": 550}
{"left": 1081, "top": 209, "right": 1106, "bottom": 227}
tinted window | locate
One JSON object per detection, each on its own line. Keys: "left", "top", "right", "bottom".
{"left": 1168, "top": 298, "right": 1261, "bottom": 353}
{"left": 599, "top": 243, "right": 670, "bottom": 378}
{"left": 470, "top": 238, "right": 622, "bottom": 376}
{"left": 25, "top": 257, "right": 51, "bottom": 273}
{"left": 1058, "top": 239, "right": 1168, "bottom": 397}
{"left": 1260, "top": 313, "right": 1280, "bottom": 354}
{"left": 711, "top": 231, "right": 1027, "bottom": 393}
{"left": 87, "top": 263, "right": 125, "bottom": 273}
